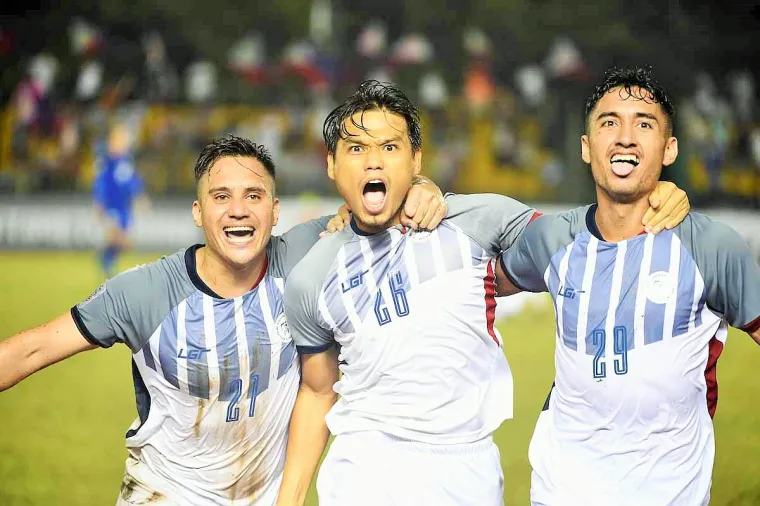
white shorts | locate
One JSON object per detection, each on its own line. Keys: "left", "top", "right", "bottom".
{"left": 317, "top": 431, "right": 504, "bottom": 506}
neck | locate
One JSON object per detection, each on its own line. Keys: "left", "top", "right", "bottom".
{"left": 594, "top": 191, "right": 649, "bottom": 242}
{"left": 195, "top": 247, "right": 266, "bottom": 298}
{"left": 353, "top": 208, "right": 404, "bottom": 235}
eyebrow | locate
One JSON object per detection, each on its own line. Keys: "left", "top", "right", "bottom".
{"left": 344, "top": 134, "right": 404, "bottom": 145}
{"left": 208, "top": 185, "right": 268, "bottom": 194}
{"left": 596, "top": 111, "right": 660, "bottom": 123}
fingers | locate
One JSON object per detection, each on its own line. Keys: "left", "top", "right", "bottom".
{"left": 403, "top": 190, "right": 422, "bottom": 223}
{"left": 421, "top": 202, "right": 447, "bottom": 230}
{"left": 644, "top": 187, "right": 686, "bottom": 234}
{"left": 664, "top": 201, "right": 690, "bottom": 230}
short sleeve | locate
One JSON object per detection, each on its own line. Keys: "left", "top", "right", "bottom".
{"left": 444, "top": 193, "right": 537, "bottom": 256}
{"left": 499, "top": 212, "right": 578, "bottom": 294}
{"left": 680, "top": 216, "right": 760, "bottom": 330}
{"left": 283, "top": 259, "right": 336, "bottom": 354}
{"left": 71, "top": 274, "right": 138, "bottom": 349}
{"left": 269, "top": 215, "right": 331, "bottom": 279}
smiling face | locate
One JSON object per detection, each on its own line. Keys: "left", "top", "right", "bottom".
{"left": 582, "top": 86, "right": 678, "bottom": 204}
{"left": 192, "top": 156, "right": 279, "bottom": 269}
{"left": 327, "top": 108, "right": 422, "bottom": 233}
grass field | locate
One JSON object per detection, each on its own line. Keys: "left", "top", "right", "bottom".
{"left": 0, "top": 251, "right": 758, "bottom": 505}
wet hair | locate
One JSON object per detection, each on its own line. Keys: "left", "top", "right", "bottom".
{"left": 584, "top": 66, "right": 675, "bottom": 134}
{"left": 322, "top": 80, "right": 422, "bottom": 155}
{"left": 193, "top": 135, "right": 276, "bottom": 185}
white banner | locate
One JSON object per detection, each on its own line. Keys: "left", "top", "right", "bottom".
{"left": 0, "top": 197, "right": 758, "bottom": 264}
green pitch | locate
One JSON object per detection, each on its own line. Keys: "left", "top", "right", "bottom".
{"left": 0, "top": 251, "right": 758, "bottom": 505}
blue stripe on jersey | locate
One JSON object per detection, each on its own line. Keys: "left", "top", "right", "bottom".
{"left": 158, "top": 313, "right": 180, "bottom": 389}
{"left": 278, "top": 341, "right": 296, "bottom": 378}
{"left": 242, "top": 290, "right": 272, "bottom": 397}
{"left": 673, "top": 243, "right": 697, "bottom": 337}
{"left": 214, "top": 299, "right": 239, "bottom": 401}
{"left": 346, "top": 240, "right": 375, "bottom": 321}
{"left": 184, "top": 294, "right": 210, "bottom": 399}
{"left": 547, "top": 247, "right": 571, "bottom": 349}
{"left": 264, "top": 276, "right": 297, "bottom": 378}
{"left": 694, "top": 271, "right": 705, "bottom": 329}
{"left": 325, "top": 267, "right": 355, "bottom": 334}
{"left": 438, "top": 223, "right": 464, "bottom": 272}
{"left": 264, "top": 276, "right": 283, "bottom": 321}
{"left": 141, "top": 339, "right": 157, "bottom": 371}
{"left": 613, "top": 238, "right": 645, "bottom": 351}
{"left": 644, "top": 233, "right": 673, "bottom": 344}
{"left": 367, "top": 233, "right": 394, "bottom": 294}
{"left": 561, "top": 235, "right": 590, "bottom": 351}
{"left": 584, "top": 242, "right": 618, "bottom": 356}
{"left": 470, "top": 240, "right": 484, "bottom": 266}
{"left": 413, "top": 238, "right": 437, "bottom": 283}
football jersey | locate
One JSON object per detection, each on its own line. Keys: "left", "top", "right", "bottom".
{"left": 284, "top": 194, "right": 536, "bottom": 445}
{"left": 500, "top": 206, "right": 760, "bottom": 506}
{"left": 92, "top": 143, "right": 144, "bottom": 229}
{"left": 72, "top": 216, "right": 329, "bottom": 505}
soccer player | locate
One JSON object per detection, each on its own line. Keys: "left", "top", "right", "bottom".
{"left": 274, "top": 81, "right": 692, "bottom": 506}
{"left": 93, "top": 121, "right": 147, "bottom": 277}
{"left": 497, "top": 67, "right": 760, "bottom": 506}
{"left": 0, "top": 135, "right": 447, "bottom": 506}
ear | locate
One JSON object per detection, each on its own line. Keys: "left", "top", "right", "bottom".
{"left": 662, "top": 136, "right": 679, "bottom": 167}
{"left": 581, "top": 135, "right": 591, "bottom": 164}
{"left": 272, "top": 197, "right": 280, "bottom": 227}
{"left": 412, "top": 149, "right": 422, "bottom": 176}
{"left": 192, "top": 200, "right": 202, "bottom": 227}
{"left": 326, "top": 154, "right": 335, "bottom": 181}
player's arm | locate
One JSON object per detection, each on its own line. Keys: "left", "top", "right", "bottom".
{"left": 688, "top": 217, "right": 760, "bottom": 344}
{"left": 0, "top": 312, "right": 97, "bottom": 392}
{"left": 276, "top": 347, "right": 339, "bottom": 506}
{"left": 642, "top": 180, "right": 690, "bottom": 234}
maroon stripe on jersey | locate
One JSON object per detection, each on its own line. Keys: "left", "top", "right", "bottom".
{"left": 704, "top": 335, "right": 724, "bottom": 418}
{"left": 484, "top": 261, "right": 499, "bottom": 346}
{"left": 743, "top": 315, "right": 760, "bottom": 334}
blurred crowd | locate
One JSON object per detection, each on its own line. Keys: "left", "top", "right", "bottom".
{"left": 1, "top": 12, "right": 758, "bottom": 206}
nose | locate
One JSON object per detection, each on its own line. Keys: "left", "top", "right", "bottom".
{"left": 227, "top": 196, "right": 249, "bottom": 219}
{"left": 615, "top": 121, "right": 637, "bottom": 148}
{"left": 365, "top": 145, "right": 384, "bottom": 171}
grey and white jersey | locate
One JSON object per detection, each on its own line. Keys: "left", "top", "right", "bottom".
{"left": 284, "top": 194, "right": 537, "bottom": 444}
{"left": 71, "top": 216, "right": 329, "bottom": 506}
{"left": 500, "top": 206, "right": 760, "bottom": 506}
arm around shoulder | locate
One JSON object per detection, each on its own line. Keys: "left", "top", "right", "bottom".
{"left": 0, "top": 311, "right": 97, "bottom": 392}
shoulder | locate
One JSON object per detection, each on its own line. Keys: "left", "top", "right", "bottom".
{"left": 444, "top": 193, "right": 530, "bottom": 217}
{"left": 285, "top": 230, "right": 352, "bottom": 299}
{"left": 674, "top": 212, "right": 749, "bottom": 255}
{"left": 521, "top": 206, "right": 586, "bottom": 243}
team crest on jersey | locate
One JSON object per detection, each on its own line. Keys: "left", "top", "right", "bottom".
{"left": 644, "top": 271, "right": 676, "bottom": 304}
{"left": 275, "top": 313, "right": 292, "bottom": 342}
{"left": 407, "top": 229, "right": 432, "bottom": 241}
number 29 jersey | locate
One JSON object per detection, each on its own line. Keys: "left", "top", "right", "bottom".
{"left": 284, "top": 194, "right": 537, "bottom": 445}
{"left": 500, "top": 206, "right": 760, "bottom": 506}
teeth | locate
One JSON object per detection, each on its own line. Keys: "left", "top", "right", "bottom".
{"left": 611, "top": 154, "right": 639, "bottom": 165}
{"left": 369, "top": 179, "right": 382, "bottom": 184}
{"left": 224, "top": 226, "right": 254, "bottom": 232}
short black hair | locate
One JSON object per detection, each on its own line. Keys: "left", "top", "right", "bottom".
{"left": 193, "top": 135, "right": 276, "bottom": 184}
{"left": 323, "top": 80, "right": 422, "bottom": 155}
{"left": 584, "top": 66, "right": 675, "bottom": 134}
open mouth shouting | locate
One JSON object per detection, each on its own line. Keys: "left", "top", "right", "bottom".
{"left": 610, "top": 154, "right": 640, "bottom": 177}
{"left": 223, "top": 225, "right": 255, "bottom": 244}
{"left": 362, "top": 179, "right": 387, "bottom": 214}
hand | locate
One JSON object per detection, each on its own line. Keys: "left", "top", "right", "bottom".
{"left": 401, "top": 175, "right": 447, "bottom": 231}
{"left": 642, "top": 181, "right": 690, "bottom": 234}
{"left": 320, "top": 204, "right": 351, "bottom": 237}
